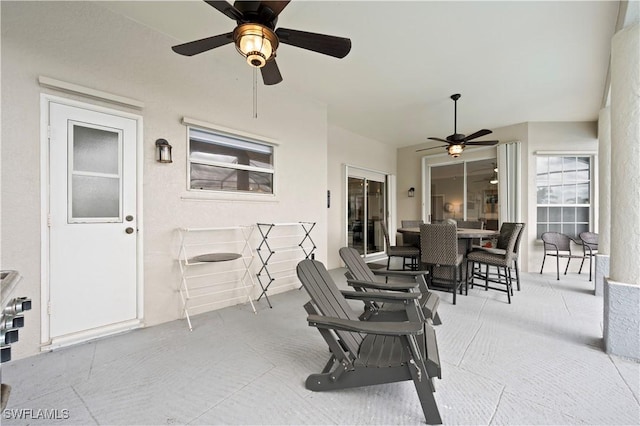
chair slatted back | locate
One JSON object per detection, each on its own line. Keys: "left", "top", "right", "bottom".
{"left": 420, "top": 223, "right": 458, "bottom": 266}
{"left": 339, "top": 247, "right": 377, "bottom": 283}
{"left": 297, "top": 259, "right": 364, "bottom": 356}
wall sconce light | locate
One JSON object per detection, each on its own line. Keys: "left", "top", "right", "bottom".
{"left": 408, "top": 187, "right": 415, "bottom": 198}
{"left": 490, "top": 166, "right": 498, "bottom": 184}
{"left": 155, "top": 139, "right": 173, "bottom": 163}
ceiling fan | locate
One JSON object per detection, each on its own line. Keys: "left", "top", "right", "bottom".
{"left": 416, "top": 94, "right": 499, "bottom": 157}
{"left": 171, "top": 1, "right": 352, "bottom": 86}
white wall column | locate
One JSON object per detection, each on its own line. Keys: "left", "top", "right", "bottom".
{"left": 604, "top": 24, "right": 640, "bottom": 360}
{"left": 595, "top": 107, "right": 610, "bottom": 296}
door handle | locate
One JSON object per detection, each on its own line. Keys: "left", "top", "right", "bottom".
{"left": 125, "top": 215, "right": 134, "bottom": 222}
{"left": 125, "top": 227, "right": 135, "bottom": 234}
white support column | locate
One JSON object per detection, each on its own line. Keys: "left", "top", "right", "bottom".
{"left": 604, "top": 24, "right": 640, "bottom": 360}
{"left": 595, "top": 107, "right": 610, "bottom": 296}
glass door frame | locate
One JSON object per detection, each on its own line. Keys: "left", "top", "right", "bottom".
{"left": 345, "top": 165, "right": 395, "bottom": 260}
{"left": 421, "top": 149, "right": 497, "bottom": 224}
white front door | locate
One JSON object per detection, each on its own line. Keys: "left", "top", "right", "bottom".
{"left": 47, "top": 101, "right": 140, "bottom": 344}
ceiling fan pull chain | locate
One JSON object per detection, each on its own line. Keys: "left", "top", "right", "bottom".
{"left": 253, "top": 66, "right": 258, "bottom": 119}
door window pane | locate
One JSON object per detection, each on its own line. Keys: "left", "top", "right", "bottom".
{"left": 347, "top": 175, "right": 386, "bottom": 256}
{"left": 465, "top": 159, "right": 498, "bottom": 229}
{"left": 348, "top": 177, "right": 365, "bottom": 255}
{"left": 73, "top": 126, "right": 119, "bottom": 174}
{"left": 367, "top": 181, "right": 385, "bottom": 253}
{"left": 431, "top": 163, "right": 464, "bottom": 223}
{"left": 71, "top": 175, "right": 120, "bottom": 218}
{"left": 69, "top": 123, "right": 121, "bottom": 222}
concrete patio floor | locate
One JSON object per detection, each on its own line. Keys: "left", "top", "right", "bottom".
{"left": 2, "top": 266, "right": 639, "bottom": 425}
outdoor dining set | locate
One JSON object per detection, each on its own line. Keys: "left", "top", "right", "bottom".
{"left": 393, "top": 220, "right": 598, "bottom": 304}
{"left": 387, "top": 220, "right": 523, "bottom": 304}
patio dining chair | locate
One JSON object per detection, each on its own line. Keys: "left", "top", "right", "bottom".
{"left": 466, "top": 223, "right": 523, "bottom": 303}
{"left": 578, "top": 231, "right": 599, "bottom": 281}
{"left": 401, "top": 220, "right": 424, "bottom": 247}
{"left": 539, "top": 232, "right": 584, "bottom": 280}
{"left": 420, "top": 223, "right": 465, "bottom": 304}
{"left": 381, "top": 221, "right": 420, "bottom": 270}
{"left": 473, "top": 222, "right": 526, "bottom": 291}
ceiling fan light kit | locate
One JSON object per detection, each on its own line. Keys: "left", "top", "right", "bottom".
{"left": 234, "top": 23, "right": 278, "bottom": 68}
{"left": 447, "top": 144, "right": 464, "bottom": 158}
{"left": 172, "top": 1, "right": 352, "bottom": 86}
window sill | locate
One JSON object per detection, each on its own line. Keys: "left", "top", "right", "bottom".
{"left": 180, "top": 190, "right": 279, "bottom": 203}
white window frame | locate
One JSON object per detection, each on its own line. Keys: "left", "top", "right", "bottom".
{"left": 182, "top": 117, "right": 278, "bottom": 199}
{"left": 534, "top": 152, "right": 597, "bottom": 240}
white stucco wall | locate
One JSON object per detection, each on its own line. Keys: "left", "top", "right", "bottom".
{"left": 1, "top": 2, "right": 329, "bottom": 358}
{"left": 326, "top": 125, "right": 396, "bottom": 269}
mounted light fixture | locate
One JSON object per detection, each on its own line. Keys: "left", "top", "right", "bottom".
{"left": 233, "top": 23, "right": 279, "bottom": 68}
{"left": 447, "top": 144, "right": 464, "bottom": 158}
{"left": 408, "top": 187, "right": 415, "bottom": 198}
{"left": 155, "top": 139, "right": 173, "bottom": 163}
{"left": 490, "top": 166, "right": 498, "bottom": 184}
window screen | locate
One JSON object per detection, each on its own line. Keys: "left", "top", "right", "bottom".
{"left": 188, "top": 127, "right": 274, "bottom": 194}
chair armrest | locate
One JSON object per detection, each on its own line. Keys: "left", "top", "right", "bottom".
{"left": 341, "top": 290, "right": 421, "bottom": 303}
{"left": 372, "top": 269, "right": 429, "bottom": 279}
{"left": 569, "top": 236, "right": 583, "bottom": 245}
{"left": 475, "top": 247, "right": 507, "bottom": 255}
{"left": 347, "top": 278, "right": 418, "bottom": 291}
{"left": 307, "top": 314, "right": 423, "bottom": 336}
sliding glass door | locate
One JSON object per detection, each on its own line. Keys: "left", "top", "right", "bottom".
{"left": 347, "top": 171, "right": 387, "bottom": 256}
{"left": 430, "top": 163, "right": 464, "bottom": 223}
{"left": 427, "top": 158, "right": 499, "bottom": 230}
{"left": 467, "top": 159, "right": 499, "bottom": 230}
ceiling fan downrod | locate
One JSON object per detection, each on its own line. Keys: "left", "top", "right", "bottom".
{"left": 451, "top": 93, "right": 460, "bottom": 136}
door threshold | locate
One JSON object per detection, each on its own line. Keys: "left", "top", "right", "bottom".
{"left": 42, "top": 319, "right": 142, "bottom": 351}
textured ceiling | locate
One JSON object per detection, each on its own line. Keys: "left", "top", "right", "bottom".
{"left": 100, "top": 0, "right": 620, "bottom": 149}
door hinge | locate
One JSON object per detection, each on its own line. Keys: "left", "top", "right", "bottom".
{"left": 47, "top": 125, "right": 51, "bottom": 140}
{"left": 47, "top": 302, "right": 51, "bottom": 315}
{"left": 47, "top": 214, "right": 52, "bottom": 227}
